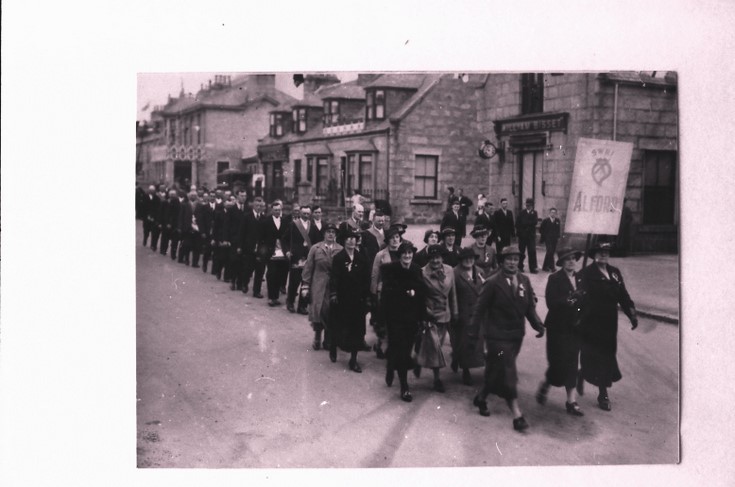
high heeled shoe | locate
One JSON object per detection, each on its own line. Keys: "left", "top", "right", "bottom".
{"left": 473, "top": 395, "right": 490, "bottom": 417}
{"left": 385, "top": 368, "right": 394, "bottom": 387}
{"left": 565, "top": 401, "right": 584, "bottom": 416}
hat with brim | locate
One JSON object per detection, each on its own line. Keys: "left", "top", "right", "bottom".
{"left": 340, "top": 225, "right": 361, "bottom": 241}
{"left": 426, "top": 244, "right": 446, "bottom": 258}
{"left": 588, "top": 242, "right": 614, "bottom": 257}
{"left": 555, "top": 247, "right": 583, "bottom": 267}
{"left": 470, "top": 225, "right": 489, "bottom": 237}
{"left": 440, "top": 226, "right": 456, "bottom": 238}
{"left": 458, "top": 247, "right": 479, "bottom": 261}
{"left": 498, "top": 245, "right": 522, "bottom": 261}
{"left": 423, "top": 229, "right": 440, "bottom": 244}
{"left": 397, "top": 240, "right": 417, "bottom": 256}
{"left": 323, "top": 222, "right": 339, "bottom": 233}
{"left": 384, "top": 226, "right": 403, "bottom": 243}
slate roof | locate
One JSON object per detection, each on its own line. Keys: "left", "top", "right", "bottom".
{"left": 317, "top": 80, "right": 365, "bottom": 100}
{"left": 600, "top": 71, "right": 677, "bottom": 88}
{"left": 364, "top": 73, "right": 427, "bottom": 90}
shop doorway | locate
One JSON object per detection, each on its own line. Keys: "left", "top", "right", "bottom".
{"left": 174, "top": 160, "right": 192, "bottom": 188}
{"left": 518, "top": 150, "right": 546, "bottom": 215}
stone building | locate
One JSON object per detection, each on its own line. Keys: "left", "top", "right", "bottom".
{"left": 257, "top": 73, "right": 489, "bottom": 222}
{"left": 144, "top": 74, "right": 296, "bottom": 190}
{"left": 478, "top": 72, "right": 678, "bottom": 253}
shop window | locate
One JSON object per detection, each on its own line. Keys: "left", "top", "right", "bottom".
{"left": 521, "top": 73, "right": 544, "bottom": 114}
{"left": 414, "top": 155, "right": 438, "bottom": 199}
{"left": 643, "top": 151, "right": 677, "bottom": 224}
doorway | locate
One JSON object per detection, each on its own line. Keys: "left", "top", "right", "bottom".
{"left": 518, "top": 150, "right": 546, "bottom": 215}
{"left": 174, "top": 160, "right": 192, "bottom": 188}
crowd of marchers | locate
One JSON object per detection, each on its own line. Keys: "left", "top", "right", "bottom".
{"left": 137, "top": 184, "right": 639, "bottom": 433}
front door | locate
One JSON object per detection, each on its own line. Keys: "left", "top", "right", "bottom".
{"left": 174, "top": 160, "right": 192, "bottom": 188}
{"left": 519, "top": 151, "right": 545, "bottom": 215}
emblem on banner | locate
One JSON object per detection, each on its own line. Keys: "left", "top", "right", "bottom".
{"left": 592, "top": 158, "right": 612, "bottom": 186}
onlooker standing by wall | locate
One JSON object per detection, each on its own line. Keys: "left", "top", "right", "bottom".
{"left": 539, "top": 207, "right": 562, "bottom": 272}
{"left": 493, "top": 198, "right": 515, "bottom": 255}
{"left": 515, "top": 198, "right": 539, "bottom": 273}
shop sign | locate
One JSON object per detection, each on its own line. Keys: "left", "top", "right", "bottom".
{"left": 494, "top": 112, "right": 568, "bottom": 136}
{"left": 565, "top": 138, "right": 633, "bottom": 235}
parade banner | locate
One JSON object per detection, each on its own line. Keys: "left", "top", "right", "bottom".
{"left": 565, "top": 138, "right": 633, "bottom": 235}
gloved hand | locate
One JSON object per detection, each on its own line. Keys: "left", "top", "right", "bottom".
{"left": 534, "top": 323, "right": 545, "bottom": 338}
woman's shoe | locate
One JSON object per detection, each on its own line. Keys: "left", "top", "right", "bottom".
{"left": 565, "top": 401, "right": 584, "bottom": 416}
{"left": 329, "top": 350, "right": 337, "bottom": 363}
{"left": 462, "top": 369, "right": 472, "bottom": 385}
{"left": 385, "top": 368, "right": 394, "bottom": 387}
{"left": 597, "top": 394, "right": 611, "bottom": 411}
{"left": 433, "top": 379, "right": 446, "bottom": 393}
{"left": 400, "top": 389, "right": 413, "bottom": 402}
{"left": 349, "top": 360, "right": 362, "bottom": 373}
{"left": 473, "top": 396, "right": 490, "bottom": 417}
{"left": 535, "top": 381, "right": 549, "bottom": 405}
{"left": 312, "top": 339, "right": 321, "bottom": 350}
{"left": 513, "top": 416, "right": 529, "bottom": 432}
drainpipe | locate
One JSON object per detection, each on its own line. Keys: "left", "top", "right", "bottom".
{"left": 613, "top": 82, "right": 619, "bottom": 141}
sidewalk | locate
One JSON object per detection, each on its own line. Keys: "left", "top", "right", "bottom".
{"left": 399, "top": 224, "right": 680, "bottom": 325}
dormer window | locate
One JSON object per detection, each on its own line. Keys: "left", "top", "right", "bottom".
{"left": 323, "top": 100, "right": 340, "bottom": 125}
{"left": 292, "top": 108, "right": 307, "bottom": 133}
{"left": 366, "top": 89, "right": 385, "bottom": 120}
{"left": 270, "top": 112, "right": 284, "bottom": 137}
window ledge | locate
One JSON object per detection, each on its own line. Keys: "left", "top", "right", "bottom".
{"left": 410, "top": 199, "right": 443, "bottom": 205}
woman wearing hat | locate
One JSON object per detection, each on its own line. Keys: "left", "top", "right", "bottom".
{"left": 535, "top": 247, "right": 586, "bottom": 416}
{"left": 329, "top": 226, "right": 371, "bottom": 371}
{"left": 301, "top": 223, "right": 343, "bottom": 351}
{"left": 380, "top": 240, "right": 428, "bottom": 402}
{"left": 576, "top": 242, "right": 638, "bottom": 411}
{"left": 452, "top": 247, "right": 487, "bottom": 385}
{"left": 417, "top": 244, "right": 458, "bottom": 393}
{"left": 469, "top": 224, "right": 498, "bottom": 279}
{"left": 369, "top": 223, "right": 406, "bottom": 359}
{"left": 414, "top": 229, "right": 440, "bottom": 268}
{"left": 466, "top": 245, "right": 545, "bottom": 432}
{"left": 439, "top": 226, "right": 460, "bottom": 268}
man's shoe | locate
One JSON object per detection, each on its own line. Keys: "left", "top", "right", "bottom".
{"left": 565, "top": 401, "right": 584, "bottom": 416}
{"left": 268, "top": 300, "right": 281, "bottom": 307}
{"left": 192, "top": 264, "right": 200, "bottom": 268}
{"left": 375, "top": 346, "right": 385, "bottom": 359}
{"left": 329, "top": 350, "right": 337, "bottom": 363}
{"left": 349, "top": 360, "right": 362, "bottom": 373}
{"left": 513, "top": 416, "right": 529, "bottom": 432}
{"left": 230, "top": 282, "right": 237, "bottom": 291}
{"left": 462, "top": 369, "right": 472, "bottom": 385}
{"left": 253, "top": 293, "right": 264, "bottom": 299}
{"left": 433, "top": 379, "right": 445, "bottom": 393}
{"left": 287, "top": 303, "right": 296, "bottom": 313}
{"left": 473, "top": 396, "right": 490, "bottom": 416}
{"left": 530, "top": 269, "right": 539, "bottom": 274}
{"left": 297, "top": 307, "right": 309, "bottom": 315}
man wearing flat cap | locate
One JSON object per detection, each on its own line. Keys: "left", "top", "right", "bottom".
{"left": 516, "top": 198, "right": 539, "bottom": 273}
{"left": 467, "top": 245, "right": 545, "bottom": 432}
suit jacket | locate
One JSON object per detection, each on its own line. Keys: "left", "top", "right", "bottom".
{"left": 544, "top": 269, "right": 582, "bottom": 332}
{"left": 516, "top": 208, "right": 539, "bottom": 239}
{"left": 453, "top": 265, "right": 486, "bottom": 330}
{"left": 493, "top": 208, "right": 515, "bottom": 242}
{"left": 468, "top": 271, "right": 543, "bottom": 341}
{"left": 142, "top": 194, "right": 160, "bottom": 222}
{"left": 309, "top": 219, "right": 325, "bottom": 244}
{"left": 178, "top": 200, "right": 196, "bottom": 233}
{"left": 539, "top": 217, "right": 561, "bottom": 244}
{"left": 194, "top": 202, "right": 214, "bottom": 237}
{"left": 239, "top": 210, "right": 263, "bottom": 254}
{"left": 440, "top": 210, "right": 467, "bottom": 238}
{"left": 260, "top": 216, "right": 289, "bottom": 260}
{"left": 165, "top": 197, "right": 181, "bottom": 229}
{"left": 211, "top": 202, "right": 227, "bottom": 242}
{"left": 224, "top": 204, "right": 246, "bottom": 245}
{"left": 286, "top": 218, "right": 313, "bottom": 265}
{"left": 360, "top": 230, "right": 381, "bottom": 267}
{"left": 421, "top": 263, "right": 458, "bottom": 323}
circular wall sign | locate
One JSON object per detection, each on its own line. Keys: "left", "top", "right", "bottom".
{"left": 479, "top": 140, "right": 497, "bottom": 159}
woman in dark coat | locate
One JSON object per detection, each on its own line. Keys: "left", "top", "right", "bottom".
{"left": 576, "top": 242, "right": 638, "bottom": 411}
{"left": 535, "top": 247, "right": 585, "bottom": 416}
{"left": 414, "top": 229, "right": 440, "bottom": 268}
{"left": 452, "top": 247, "right": 487, "bottom": 385}
{"left": 380, "top": 241, "right": 427, "bottom": 402}
{"left": 330, "top": 227, "right": 371, "bottom": 372}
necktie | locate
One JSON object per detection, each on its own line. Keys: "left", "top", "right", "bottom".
{"left": 511, "top": 274, "right": 518, "bottom": 293}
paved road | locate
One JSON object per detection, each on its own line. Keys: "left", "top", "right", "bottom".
{"left": 136, "top": 225, "right": 678, "bottom": 468}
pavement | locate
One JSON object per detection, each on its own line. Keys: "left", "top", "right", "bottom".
{"left": 399, "top": 224, "right": 680, "bottom": 325}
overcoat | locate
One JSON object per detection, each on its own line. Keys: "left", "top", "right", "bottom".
{"left": 302, "top": 241, "right": 343, "bottom": 324}
{"left": 370, "top": 246, "right": 398, "bottom": 295}
{"left": 330, "top": 249, "right": 371, "bottom": 352}
{"left": 576, "top": 263, "right": 635, "bottom": 387}
{"left": 492, "top": 208, "right": 515, "bottom": 245}
{"left": 470, "top": 243, "right": 498, "bottom": 279}
{"left": 543, "top": 269, "right": 583, "bottom": 388}
{"left": 380, "top": 262, "right": 428, "bottom": 370}
{"left": 452, "top": 265, "right": 486, "bottom": 369}
{"left": 440, "top": 210, "right": 467, "bottom": 239}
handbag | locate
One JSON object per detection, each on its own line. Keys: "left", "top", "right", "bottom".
{"left": 414, "top": 321, "right": 446, "bottom": 368}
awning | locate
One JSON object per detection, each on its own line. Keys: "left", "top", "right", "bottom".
{"left": 344, "top": 138, "right": 378, "bottom": 153}
{"left": 304, "top": 142, "right": 333, "bottom": 156}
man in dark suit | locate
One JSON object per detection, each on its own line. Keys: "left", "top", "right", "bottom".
{"left": 337, "top": 204, "right": 364, "bottom": 246}
{"left": 141, "top": 185, "right": 160, "bottom": 250}
{"left": 285, "top": 205, "right": 313, "bottom": 314}
{"left": 165, "top": 189, "right": 182, "bottom": 261}
{"left": 361, "top": 211, "right": 386, "bottom": 267}
{"left": 309, "top": 205, "right": 325, "bottom": 244}
{"left": 260, "top": 200, "right": 290, "bottom": 307}
{"left": 210, "top": 191, "right": 227, "bottom": 279}
{"left": 241, "top": 196, "right": 266, "bottom": 298}
{"left": 539, "top": 207, "right": 562, "bottom": 272}
{"left": 440, "top": 200, "right": 467, "bottom": 248}
{"left": 493, "top": 197, "right": 515, "bottom": 255}
{"left": 194, "top": 191, "right": 214, "bottom": 271}
{"left": 178, "top": 192, "right": 200, "bottom": 266}
{"left": 224, "top": 190, "right": 247, "bottom": 290}
{"left": 457, "top": 188, "right": 473, "bottom": 221}
{"left": 516, "top": 198, "right": 539, "bottom": 273}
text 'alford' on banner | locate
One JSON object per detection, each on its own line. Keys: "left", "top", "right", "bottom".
{"left": 564, "top": 138, "right": 633, "bottom": 235}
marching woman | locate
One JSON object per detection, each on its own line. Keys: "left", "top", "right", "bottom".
{"left": 329, "top": 227, "right": 371, "bottom": 371}
{"left": 301, "top": 223, "right": 343, "bottom": 352}
{"left": 466, "top": 245, "right": 545, "bottom": 432}
{"left": 380, "top": 241, "right": 428, "bottom": 402}
{"left": 413, "top": 229, "right": 440, "bottom": 269}
{"left": 535, "top": 247, "right": 586, "bottom": 416}
{"left": 468, "top": 224, "right": 498, "bottom": 279}
{"left": 576, "top": 242, "right": 638, "bottom": 411}
{"left": 438, "top": 227, "right": 461, "bottom": 268}
{"left": 451, "top": 247, "right": 487, "bottom": 385}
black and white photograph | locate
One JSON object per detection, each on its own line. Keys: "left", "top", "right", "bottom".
{"left": 3, "top": 1, "right": 735, "bottom": 486}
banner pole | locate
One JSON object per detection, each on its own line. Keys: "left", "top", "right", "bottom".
{"left": 582, "top": 233, "right": 592, "bottom": 268}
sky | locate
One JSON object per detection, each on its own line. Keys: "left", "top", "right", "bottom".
{"left": 137, "top": 72, "right": 358, "bottom": 121}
